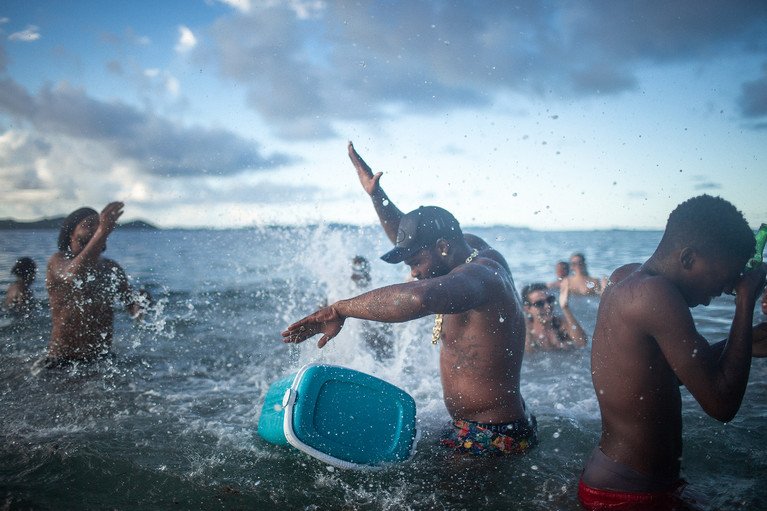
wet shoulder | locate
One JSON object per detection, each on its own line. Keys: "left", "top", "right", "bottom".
{"left": 606, "top": 266, "right": 682, "bottom": 317}
{"left": 471, "top": 253, "right": 512, "bottom": 280}
{"left": 608, "top": 263, "right": 641, "bottom": 285}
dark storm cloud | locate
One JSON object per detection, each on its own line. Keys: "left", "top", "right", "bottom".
{"left": 205, "top": 0, "right": 767, "bottom": 138}
{"left": 738, "top": 62, "right": 767, "bottom": 119}
{"left": 0, "top": 77, "right": 292, "bottom": 176}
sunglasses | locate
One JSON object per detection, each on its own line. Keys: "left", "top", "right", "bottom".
{"left": 528, "top": 295, "right": 556, "bottom": 308}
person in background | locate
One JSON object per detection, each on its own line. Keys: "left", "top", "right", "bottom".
{"left": 4, "top": 257, "right": 37, "bottom": 314}
{"left": 547, "top": 260, "right": 570, "bottom": 290}
{"left": 45, "top": 202, "right": 150, "bottom": 366}
{"left": 351, "top": 255, "right": 394, "bottom": 359}
{"left": 567, "top": 252, "right": 607, "bottom": 296}
{"left": 351, "top": 255, "right": 372, "bottom": 288}
{"left": 579, "top": 195, "right": 766, "bottom": 510}
{"left": 522, "top": 280, "right": 588, "bottom": 353}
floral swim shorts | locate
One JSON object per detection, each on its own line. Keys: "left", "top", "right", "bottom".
{"left": 440, "top": 413, "right": 538, "bottom": 456}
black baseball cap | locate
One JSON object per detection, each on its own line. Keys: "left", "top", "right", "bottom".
{"left": 380, "top": 206, "right": 462, "bottom": 264}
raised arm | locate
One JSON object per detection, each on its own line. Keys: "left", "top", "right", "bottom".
{"left": 558, "top": 279, "right": 588, "bottom": 347}
{"left": 48, "top": 202, "right": 124, "bottom": 285}
{"left": 651, "top": 264, "right": 766, "bottom": 422}
{"left": 348, "top": 141, "right": 404, "bottom": 244}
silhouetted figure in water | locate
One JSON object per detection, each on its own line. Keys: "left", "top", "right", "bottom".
{"left": 4, "top": 257, "right": 37, "bottom": 315}
{"left": 350, "top": 255, "right": 394, "bottom": 360}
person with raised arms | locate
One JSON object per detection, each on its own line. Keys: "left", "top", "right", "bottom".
{"left": 521, "top": 280, "right": 588, "bottom": 353}
{"left": 45, "top": 202, "right": 150, "bottom": 366}
{"left": 579, "top": 195, "right": 767, "bottom": 510}
{"left": 281, "top": 142, "right": 535, "bottom": 456}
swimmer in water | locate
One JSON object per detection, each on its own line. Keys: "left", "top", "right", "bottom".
{"left": 567, "top": 253, "right": 607, "bottom": 296}
{"left": 45, "top": 202, "right": 151, "bottom": 365}
{"left": 4, "top": 257, "right": 37, "bottom": 315}
{"left": 522, "top": 280, "right": 588, "bottom": 353}
{"left": 547, "top": 261, "right": 570, "bottom": 290}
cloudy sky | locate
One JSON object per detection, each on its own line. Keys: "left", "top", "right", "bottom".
{"left": 1, "top": 0, "right": 765, "bottom": 230}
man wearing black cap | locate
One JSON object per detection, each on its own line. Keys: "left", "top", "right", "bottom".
{"left": 45, "top": 202, "right": 150, "bottom": 365}
{"left": 282, "top": 143, "right": 535, "bottom": 456}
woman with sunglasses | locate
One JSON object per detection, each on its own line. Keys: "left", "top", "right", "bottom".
{"left": 521, "top": 280, "right": 588, "bottom": 353}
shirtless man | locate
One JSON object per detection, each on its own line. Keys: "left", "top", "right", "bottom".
{"left": 522, "top": 280, "right": 587, "bottom": 353}
{"left": 46, "top": 202, "right": 149, "bottom": 364}
{"left": 567, "top": 253, "right": 606, "bottom": 296}
{"left": 4, "top": 257, "right": 37, "bottom": 314}
{"left": 547, "top": 261, "right": 570, "bottom": 290}
{"left": 579, "top": 195, "right": 766, "bottom": 510}
{"left": 282, "top": 143, "right": 535, "bottom": 456}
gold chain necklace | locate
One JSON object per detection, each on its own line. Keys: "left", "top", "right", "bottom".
{"left": 432, "top": 248, "right": 479, "bottom": 344}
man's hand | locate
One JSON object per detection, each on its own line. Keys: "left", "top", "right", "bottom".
{"left": 348, "top": 141, "right": 382, "bottom": 196}
{"left": 733, "top": 262, "right": 767, "bottom": 304}
{"left": 282, "top": 305, "right": 346, "bottom": 348}
{"left": 130, "top": 288, "right": 152, "bottom": 320}
{"left": 98, "top": 201, "right": 125, "bottom": 237}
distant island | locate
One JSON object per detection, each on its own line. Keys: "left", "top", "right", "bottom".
{"left": 0, "top": 217, "right": 158, "bottom": 231}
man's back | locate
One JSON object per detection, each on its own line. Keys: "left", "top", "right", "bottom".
{"left": 591, "top": 263, "right": 684, "bottom": 479}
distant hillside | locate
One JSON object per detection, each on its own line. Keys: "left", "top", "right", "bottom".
{"left": 0, "top": 217, "right": 159, "bottom": 231}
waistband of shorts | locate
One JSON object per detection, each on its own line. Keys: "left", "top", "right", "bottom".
{"left": 463, "top": 414, "right": 536, "bottom": 435}
{"left": 578, "top": 477, "right": 687, "bottom": 505}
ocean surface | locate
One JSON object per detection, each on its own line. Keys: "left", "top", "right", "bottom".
{"left": 1, "top": 225, "right": 766, "bottom": 510}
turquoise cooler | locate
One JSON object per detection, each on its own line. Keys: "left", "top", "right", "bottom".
{"left": 257, "top": 363, "right": 419, "bottom": 469}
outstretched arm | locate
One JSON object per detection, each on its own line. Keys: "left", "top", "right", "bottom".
{"left": 282, "top": 263, "right": 495, "bottom": 348}
{"left": 348, "top": 141, "right": 404, "bottom": 244}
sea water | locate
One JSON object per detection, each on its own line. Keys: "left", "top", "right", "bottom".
{"left": 1, "top": 226, "right": 766, "bottom": 510}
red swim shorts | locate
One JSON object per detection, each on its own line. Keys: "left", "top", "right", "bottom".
{"left": 578, "top": 478, "right": 707, "bottom": 510}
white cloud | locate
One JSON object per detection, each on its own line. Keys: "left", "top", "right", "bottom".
{"left": 8, "top": 25, "right": 40, "bottom": 42}
{"left": 165, "top": 75, "right": 180, "bottom": 96}
{"left": 0, "top": 79, "right": 293, "bottom": 178}
{"left": 288, "top": 0, "right": 326, "bottom": 20}
{"left": 215, "top": 0, "right": 252, "bottom": 13}
{"left": 174, "top": 25, "right": 197, "bottom": 53}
